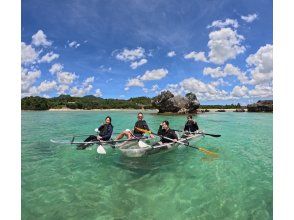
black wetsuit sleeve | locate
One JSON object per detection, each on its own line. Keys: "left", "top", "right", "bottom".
{"left": 194, "top": 122, "right": 199, "bottom": 131}
{"left": 98, "top": 125, "right": 104, "bottom": 131}
{"left": 157, "top": 125, "right": 164, "bottom": 135}
{"left": 170, "top": 130, "right": 178, "bottom": 140}
{"left": 184, "top": 122, "right": 189, "bottom": 131}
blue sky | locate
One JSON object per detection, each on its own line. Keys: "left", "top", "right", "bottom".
{"left": 21, "top": 0, "right": 273, "bottom": 104}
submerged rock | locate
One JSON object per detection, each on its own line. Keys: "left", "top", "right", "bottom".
{"left": 151, "top": 91, "right": 200, "bottom": 114}
{"left": 247, "top": 100, "right": 273, "bottom": 112}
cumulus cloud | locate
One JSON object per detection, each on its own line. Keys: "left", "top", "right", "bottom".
{"left": 208, "top": 28, "right": 245, "bottom": 64}
{"left": 167, "top": 51, "right": 176, "bottom": 57}
{"left": 248, "top": 84, "right": 272, "bottom": 98}
{"left": 57, "top": 71, "right": 78, "bottom": 84}
{"left": 125, "top": 78, "right": 144, "bottom": 90}
{"left": 140, "top": 68, "right": 168, "bottom": 81}
{"left": 31, "top": 30, "right": 52, "bottom": 47}
{"left": 241, "top": 14, "right": 258, "bottom": 23}
{"left": 57, "top": 84, "right": 69, "bottom": 95}
{"left": 203, "top": 64, "right": 248, "bottom": 83}
{"left": 184, "top": 51, "right": 208, "bottom": 62}
{"left": 207, "top": 18, "right": 239, "bottom": 29}
{"left": 246, "top": 44, "right": 273, "bottom": 85}
{"left": 130, "top": 58, "right": 147, "bottom": 69}
{"left": 71, "top": 77, "right": 96, "bottom": 96}
{"left": 223, "top": 64, "right": 249, "bottom": 83}
{"left": 21, "top": 42, "right": 39, "bottom": 65}
{"left": 203, "top": 67, "right": 226, "bottom": 78}
{"left": 39, "top": 52, "right": 59, "bottom": 63}
{"left": 231, "top": 85, "right": 249, "bottom": 97}
{"left": 115, "top": 47, "right": 145, "bottom": 61}
{"left": 69, "top": 41, "right": 80, "bottom": 48}
{"left": 21, "top": 68, "right": 41, "bottom": 93}
{"left": 36, "top": 80, "right": 57, "bottom": 93}
{"left": 95, "top": 89, "right": 102, "bottom": 97}
{"left": 82, "top": 76, "right": 95, "bottom": 86}
{"left": 142, "top": 84, "right": 160, "bottom": 94}
{"left": 49, "top": 63, "right": 64, "bottom": 74}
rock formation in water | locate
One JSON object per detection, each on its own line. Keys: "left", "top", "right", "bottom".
{"left": 151, "top": 91, "right": 200, "bottom": 113}
{"left": 247, "top": 100, "right": 273, "bottom": 112}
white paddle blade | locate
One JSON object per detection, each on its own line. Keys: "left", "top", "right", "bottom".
{"left": 97, "top": 145, "right": 106, "bottom": 154}
{"left": 138, "top": 140, "right": 149, "bottom": 148}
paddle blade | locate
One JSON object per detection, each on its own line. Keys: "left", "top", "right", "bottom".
{"left": 97, "top": 145, "right": 106, "bottom": 154}
{"left": 198, "top": 147, "right": 219, "bottom": 157}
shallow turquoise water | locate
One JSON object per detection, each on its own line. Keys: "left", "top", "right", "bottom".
{"left": 22, "top": 111, "right": 272, "bottom": 219}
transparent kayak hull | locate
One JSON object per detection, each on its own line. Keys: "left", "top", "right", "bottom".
{"left": 118, "top": 133, "right": 204, "bottom": 157}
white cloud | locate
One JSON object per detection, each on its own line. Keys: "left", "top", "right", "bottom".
{"left": 83, "top": 76, "right": 95, "bottom": 86}
{"left": 49, "top": 63, "right": 64, "bottom": 74}
{"left": 248, "top": 84, "right": 272, "bottom": 98}
{"left": 207, "top": 18, "right": 239, "bottom": 29}
{"left": 208, "top": 28, "right": 245, "bottom": 64}
{"left": 57, "top": 84, "right": 69, "bottom": 94}
{"left": 223, "top": 64, "right": 249, "bottom": 83}
{"left": 39, "top": 52, "right": 59, "bottom": 63}
{"left": 140, "top": 68, "right": 168, "bottom": 81}
{"left": 231, "top": 85, "right": 249, "bottom": 97}
{"left": 210, "top": 78, "right": 231, "bottom": 87}
{"left": 167, "top": 51, "right": 176, "bottom": 57}
{"left": 70, "top": 84, "right": 93, "bottom": 97}
{"left": 57, "top": 71, "right": 78, "bottom": 84}
{"left": 125, "top": 78, "right": 144, "bottom": 89}
{"left": 184, "top": 51, "right": 208, "bottom": 62}
{"left": 95, "top": 89, "right": 102, "bottom": 97}
{"left": 246, "top": 44, "right": 273, "bottom": 85}
{"left": 21, "top": 68, "right": 41, "bottom": 93}
{"left": 203, "top": 64, "right": 248, "bottom": 83}
{"left": 142, "top": 84, "right": 160, "bottom": 94}
{"left": 31, "top": 30, "right": 52, "bottom": 47}
{"left": 21, "top": 42, "right": 39, "bottom": 64}
{"left": 36, "top": 80, "right": 57, "bottom": 93}
{"left": 130, "top": 58, "right": 147, "bottom": 69}
{"left": 115, "top": 47, "right": 145, "bottom": 61}
{"left": 241, "top": 14, "right": 258, "bottom": 23}
{"left": 69, "top": 41, "right": 80, "bottom": 48}
{"left": 203, "top": 67, "right": 226, "bottom": 78}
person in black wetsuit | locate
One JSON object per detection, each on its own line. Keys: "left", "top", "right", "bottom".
{"left": 77, "top": 116, "right": 113, "bottom": 150}
{"left": 157, "top": 120, "right": 178, "bottom": 143}
{"left": 184, "top": 115, "right": 199, "bottom": 133}
{"left": 114, "top": 112, "right": 154, "bottom": 140}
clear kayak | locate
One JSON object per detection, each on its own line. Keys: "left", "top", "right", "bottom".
{"left": 118, "top": 132, "right": 204, "bottom": 157}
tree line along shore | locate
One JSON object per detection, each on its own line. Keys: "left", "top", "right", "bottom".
{"left": 21, "top": 93, "right": 273, "bottom": 113}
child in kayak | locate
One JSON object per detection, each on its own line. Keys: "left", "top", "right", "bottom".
{"left": 77, "top": 116, "right": 113, "bottom": 150}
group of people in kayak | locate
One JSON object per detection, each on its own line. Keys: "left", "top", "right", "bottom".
{"left": 77, "top": 112, "right": 199, "bottom": 150}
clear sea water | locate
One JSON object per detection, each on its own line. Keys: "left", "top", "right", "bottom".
{"left": 21, "top": 111, "right": 272, "bottom": 220}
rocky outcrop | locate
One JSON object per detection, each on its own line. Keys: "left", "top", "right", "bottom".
{"left": 152, "top": 91, "right": 200, "bottom": 114}
{"left": 247, "top": 100, "right": 273, "bottom": 112}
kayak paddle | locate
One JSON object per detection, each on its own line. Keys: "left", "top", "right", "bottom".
{"left": 135, "top": 127, "right": 219, "bottom": 157}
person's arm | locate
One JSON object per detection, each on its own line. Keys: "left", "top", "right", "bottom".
{"left": 157, "top": 125, "right": 163, "bottom": 135}
{"left": 194, "top": 121, "right": 199, "bottom": 131}
{"left": 98, "top": 124, "right": 105, "bottom": 131}
{"left": 184, "top": 122, "right": 189, "bottom": 131}
{"left": 99, "top": 125, "right": 113, "bottom": 140}
{"left": 171, "top": 130, "right": 178, "bottom": 140}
